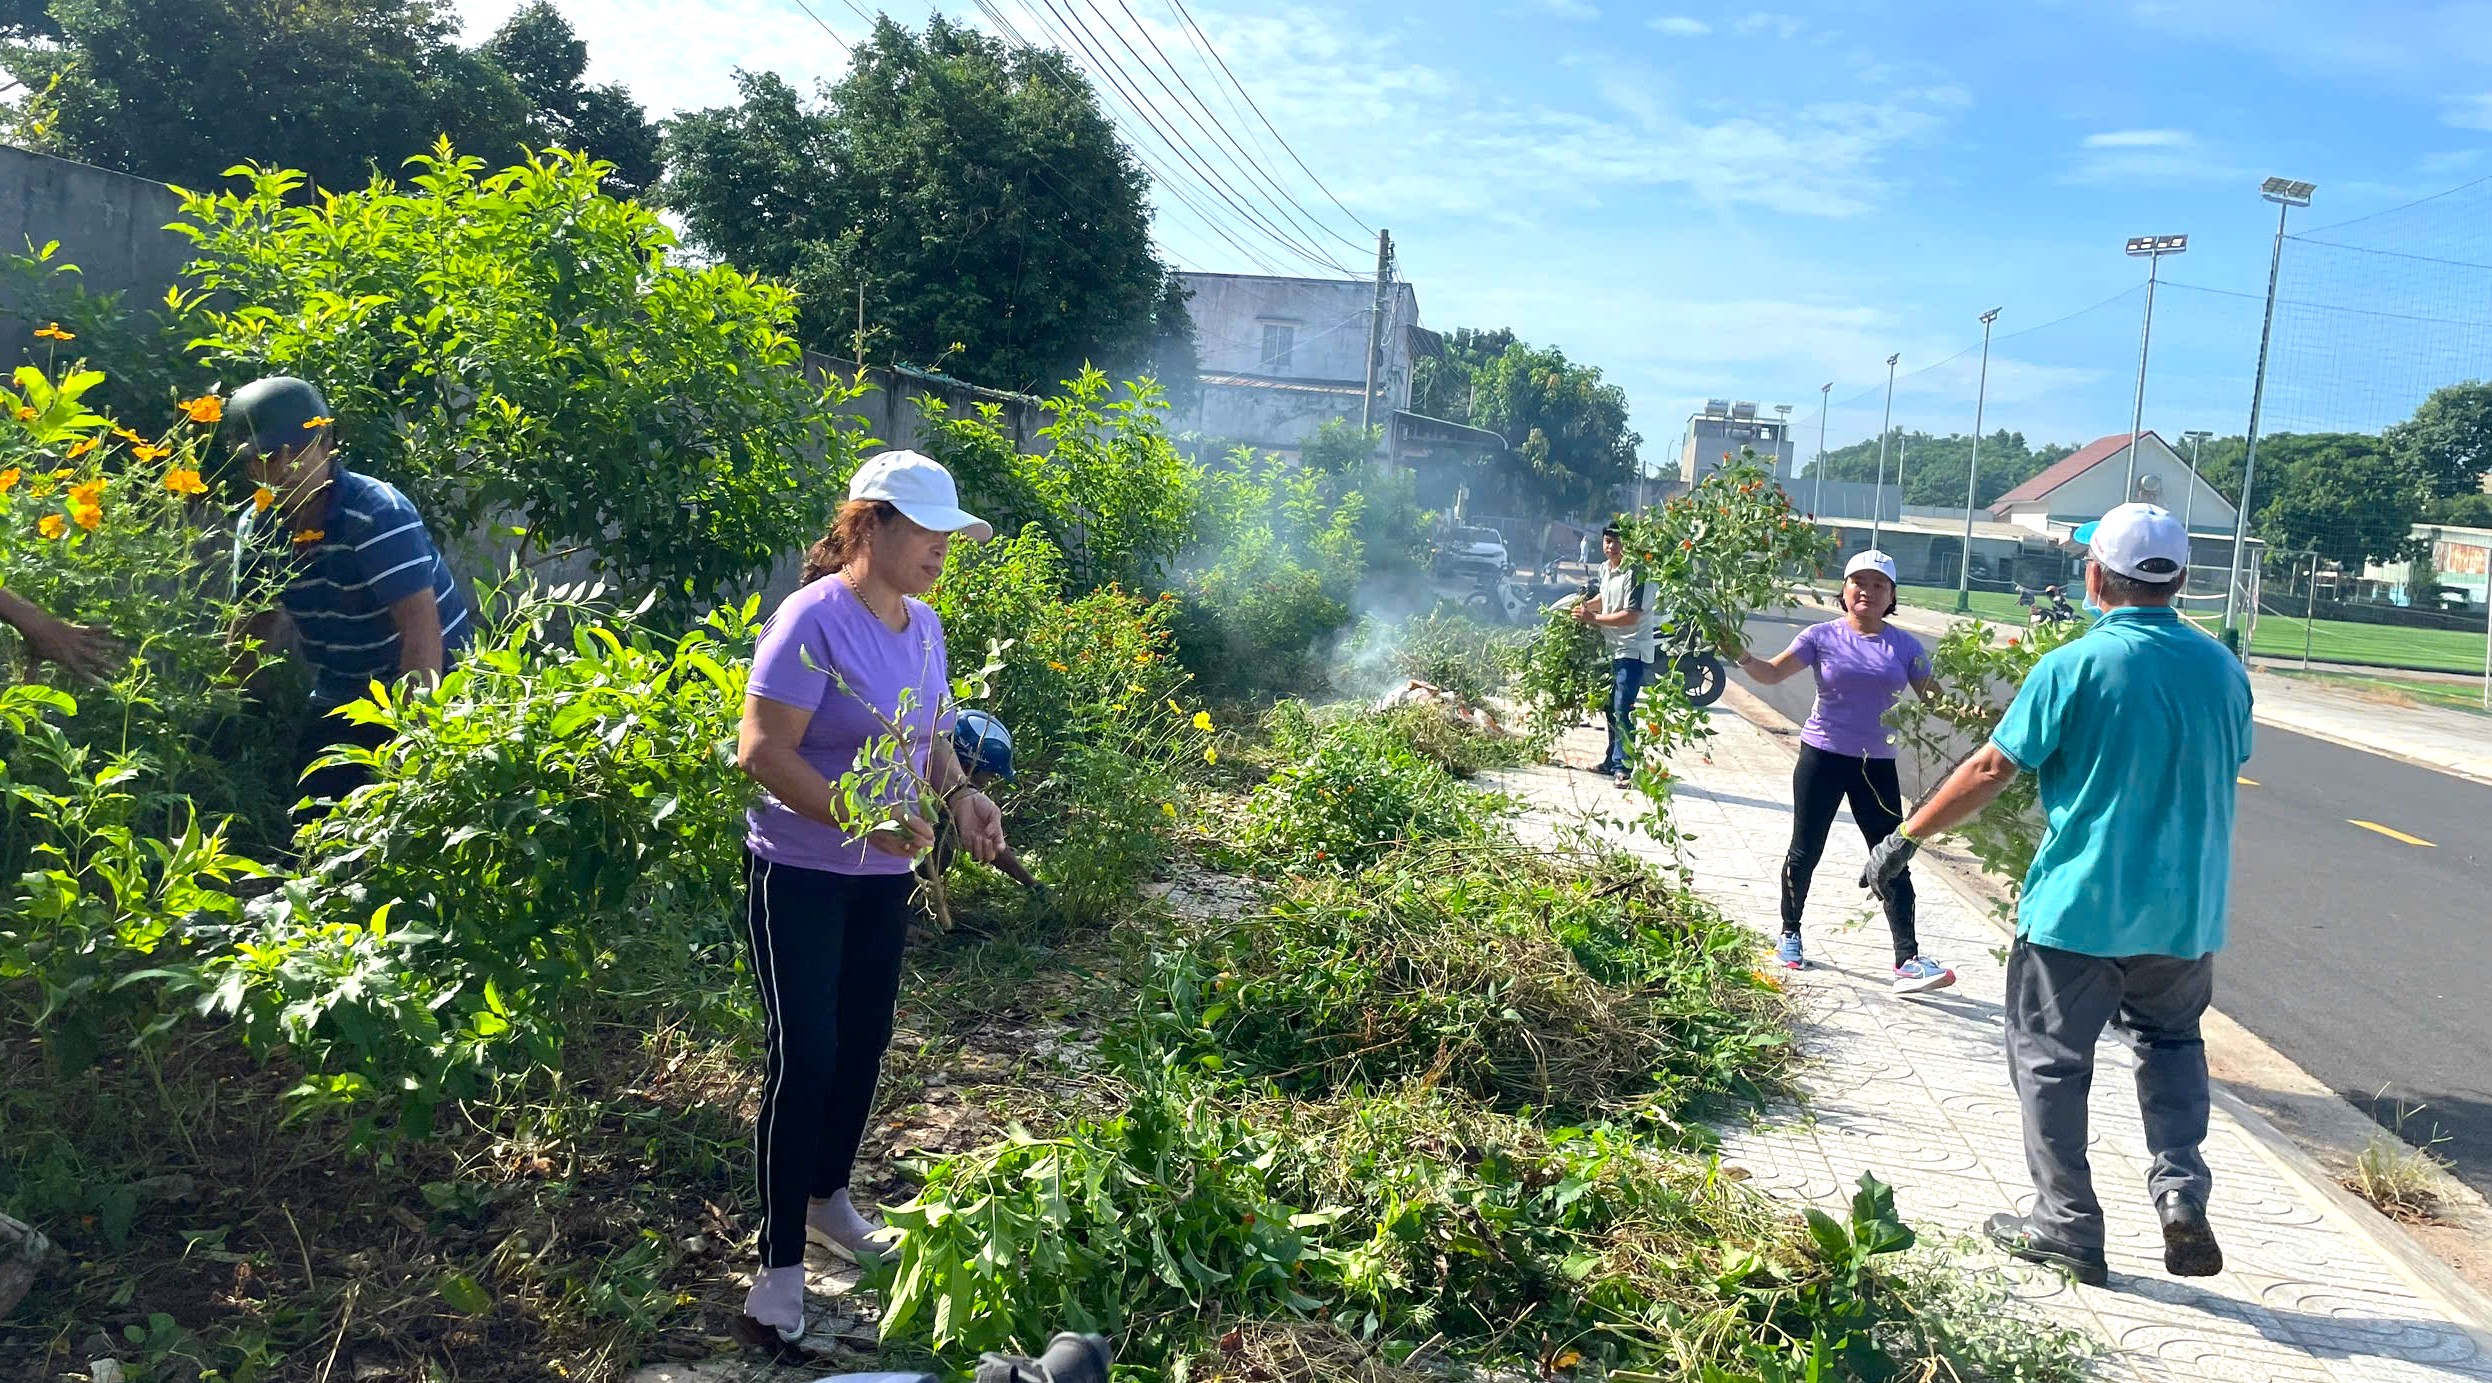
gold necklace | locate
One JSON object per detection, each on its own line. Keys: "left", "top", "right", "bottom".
{"left": 843, "top": 567, "right": 895, "bottom": 627}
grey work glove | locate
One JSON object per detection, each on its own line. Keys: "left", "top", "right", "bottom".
{"left": 1859, "top": 832, "right": 1920, "bottom": 900}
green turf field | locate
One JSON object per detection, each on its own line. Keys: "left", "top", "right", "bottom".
{"left": 1890, "top": 584, "right": 2489, "bottom": 675}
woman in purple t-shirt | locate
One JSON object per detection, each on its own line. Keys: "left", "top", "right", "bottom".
{"left": 1727, "top": 550, "right": 1954, "bottom": 995}
{"left": 730, "top": 450, "right": 1009, "bottom": 1351}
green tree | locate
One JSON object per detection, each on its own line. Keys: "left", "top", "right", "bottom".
{"left": 174, "top": 147, "right": 862, "bottom": 611}
{"left": 662, "top": 16, "right": 1192, "bottom": 395}
{"left": 2384, "top": 379, "right": 2492, "bottom": 501}
{"left": 1808, "top": 429, "right": 2066, "bottom": 509}
{"left": 1407, "top": 328, "right": 1637, "bottom": 516}
{"left": 2427, "top": 491, "right": 2492, "bottom": 527}
{"left": 2, "top": 0, "right": 533, "bottom": 192}
{"left": 2248, "top": 432, "right": 2425, "bottom": 571}
{"left": 1299, "top": 417, "right": 1380, "bottom": 474}
{"left": 482, "top": 1, "right": 661, "bottom": 201}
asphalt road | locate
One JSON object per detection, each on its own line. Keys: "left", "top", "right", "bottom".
{"left": 1737, "top": 606, "right": 2492, "bottom": 1199}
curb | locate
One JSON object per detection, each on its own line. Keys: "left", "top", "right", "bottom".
{"left": 1714, "top": 680, "right": 2492, "bottom": 1334}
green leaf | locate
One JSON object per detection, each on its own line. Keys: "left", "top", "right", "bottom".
{"left": 438, "top": 1271, "right": 493, "bottom": 1315}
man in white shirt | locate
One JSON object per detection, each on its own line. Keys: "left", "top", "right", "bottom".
{"left": 1574, "top": 521, "right": 1657, "bottom": 787}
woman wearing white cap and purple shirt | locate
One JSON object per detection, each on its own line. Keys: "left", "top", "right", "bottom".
{"left": 731, "top": 449, "right": 1007, "bottom": 1351}
{"left": 1724, "top": 550, "right": 1955, "bottom": 994}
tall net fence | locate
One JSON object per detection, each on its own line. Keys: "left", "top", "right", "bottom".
{"left": 1780, "top": 180, "right": 2492, "bottom": 695}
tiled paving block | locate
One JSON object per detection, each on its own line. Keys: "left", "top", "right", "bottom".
{"left": 1488, "top": 714, "right": 2492, "bottom": 1382}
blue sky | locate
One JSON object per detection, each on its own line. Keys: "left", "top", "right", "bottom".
{"left": 450, "top": 0, "right": 2492, "bottom": 465}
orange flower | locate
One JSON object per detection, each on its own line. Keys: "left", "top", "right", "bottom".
{"left": 163, "top": 467, "right": 208, "bottom": 497}
{"left": 13, "top": 406, "right": 33, "bottom": 422}
{"left": 293, "top": 528, "right": 325, "bottom": 545}
{"left": 66, "top": 436, "right": 99, "bottom": 459}
{"left": 112, "top": 427, "right": 144, "bottom": 445}
{"left": 302, "top": 416, "right": 335, "bottom": 431}
{"left": 69, "top": 478, "right": 104, "bottom": 507}
{"left": 37, "top": 513, "right": 65, "bottom": 539}
{"left": 252, "top": 485, "right": 275, "bottom": 513}
{"left": 33, "top": 323, "right": 73, "bottom": 342}
{"left": 0, "top": 467, "right": 16, "bottom": 494}
{"left": 69, "top": 500, "right": 101, "bottom": 531}
{"left": 179, "top": 394, "right": 224, "bottom": 424}
{"left": 132, "top": 443, "right": 171, "bottom": 462}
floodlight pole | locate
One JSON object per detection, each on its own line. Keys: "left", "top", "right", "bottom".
{"left": 1813, "top": 382, "right": 1831, "bottom": 518}
{"left": 2121, "top": 234, "right": 2188, "bottom": 496}
{"left": 2181, "top": 429, "right": 2213, "bottom": 567}
{"left": 1958, "top": 308, "right": 2000, "bottom": 613}
{"left": 1871, "top": 354, "right": 1898, "bottom": 547}
{"left": 2224, "top": 179, "right": 2314, "bottom": 656}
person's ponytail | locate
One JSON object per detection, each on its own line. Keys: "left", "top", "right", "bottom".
{"left": 800, "top": 500, "right": 897, "bottom": 584}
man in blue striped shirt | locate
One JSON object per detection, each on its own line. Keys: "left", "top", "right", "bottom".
{"left": 227, "top": 376, "right": 471, "bottom": 805}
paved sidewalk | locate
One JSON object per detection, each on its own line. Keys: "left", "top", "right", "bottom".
{"left": 1492, "top": 714, "right": 2492, "bottom": 1383}
{"left": 1862, "top": 600, "right": 2492, "bottom": 787}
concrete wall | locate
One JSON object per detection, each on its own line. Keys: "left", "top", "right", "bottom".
{"left": 1680, "top": 417, "right": 1797, "bottom": 483}
{"left": 0, "top": 145, "right": 192, "bottom": 363}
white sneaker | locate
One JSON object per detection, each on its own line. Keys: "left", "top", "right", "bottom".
{"left": 1891, "top": 956, "right": 1957, "bottom": 995}
{"left": 740, "top": 1263, "right": 806, "bottom": 1345}
{"left": 806, "top": 1188, "right": 899, "bottom": 1265}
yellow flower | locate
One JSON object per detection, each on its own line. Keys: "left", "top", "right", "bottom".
{"left": 37, "top": 513, "right": 65, "bottom": 539}
{"left": 1160, "top": 802, "right": 1176, "bottom": 818}
{"left": 163, "top": 467, "right": 208, "bottom": 497}
{"left": 179, "top": 394, "right": 224, "bottom": 424}
{"left": 68, "top": 478, "right": 104, "bottom": 508}
{"left": 1193, "top": 710, "right": 1213, "bottom": 733}
{"left": 66, "top": 436, "right": 99, "bottom": 459}
{"left": 0, "top": 467, "right": 16, "bottom": 494}
{"left": 1204, "top": 746, "right": 1219, "bottom": 765}
{"left": 1135, "top": 651, "right": 1153, "bottom": 664}
{"left": 253, "top": 485, "right": 275, "bottom": 513}
{"left": 132, "top": 443, "right": 170, "bottom": 462}
{"left": 293, "top": 528, "right": 325, "bottom": 545}
{"left": 13, "top": 406, "right": 32, "bottom": 422}
{"left": 302, "top": 415, "right": 335, "bottom": 431}
{"left": 32, "top": 323, "right": 72, "bottom": 341}
{"left": 1048, "top": 660, "right": 1068, "bottom": 672}
{"left": 112, "top": 427, "right": 144, "bottom": 444}
{"left": 69, "top": 500, "right": 101, "bottom": 531}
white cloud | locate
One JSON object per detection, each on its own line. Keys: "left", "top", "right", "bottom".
{"left": 2082, "top": 129, "right": 2195, "bottom": 148}
{"left": 451, "top": 0, "right": 850, "bottom": 115}
{"left": 1531, "top": 0, "right": 1602, "bottom": 17}
{"left": 1650, "top": 16, "right": 1713, "bottom": 36}
{"left": 1732, "top": 12, "right": 1805, "bottom": 38}
{"left": 2442, "top": 93, "right": 2492, "bottom": 130}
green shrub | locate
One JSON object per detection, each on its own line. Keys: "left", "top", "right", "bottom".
{"left": 1240, "top": 702, "right": 1503, "bottom": 874}
{"left": 1511, "top": 601, "right": 1609, "bottom": 752}
{"left": 174, "top": 146, "right": 862, "bottom": 611}
{"left": 1172, "top": 452, "right": 1368, "bottom": 698}
{"left": 1372, "top": 606, "right": 1524, "bottom": 706}
{"left": 194, "top": 588, "right": 756, "bottom": 1138}
{"left": 1367, "top": 702, "right": 1531, "bottom": 778}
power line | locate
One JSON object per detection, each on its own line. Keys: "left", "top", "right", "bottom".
{"left": 968, "top": 0, "right": 1293, "bottom": 274}
{"left": 1089, "top": 0, "right": 1370, "bottom": 257}
{"left": 1015, "top": 0, "right": 1357, "bottom": 275}
{"left": 1161, "top": 0, "right": 1376, "bottom": 238}
{"left": 1020, "top": 0, "right": 1354, "bottom": 274}
{"left": 785, "top": 0, "right": 853, "bottom": 54}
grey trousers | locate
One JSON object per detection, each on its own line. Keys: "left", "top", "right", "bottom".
{"left": 2004, "top": 939, "right": 2216, "bottom": 1252}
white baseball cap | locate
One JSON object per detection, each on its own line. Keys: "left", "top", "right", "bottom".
{"left": 1844, "top": 550, "right": 1899, "bottom": 583}
{"left": 848, "top": 449, "right": 994, "bottom": 542}
{"left": 2073, "top": 503, "right": 2187, "bottom": 582}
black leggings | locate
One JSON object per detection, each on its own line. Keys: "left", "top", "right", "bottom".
{"left": 1782, "top": 744, "right": 1919, "bottom": 965}
{"left": 744, "top": 853, "right": 916, "bottom": 1269}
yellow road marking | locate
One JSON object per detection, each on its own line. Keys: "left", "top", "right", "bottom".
{"left": 2237, "top": 776, "right": 2260, "bottom": 787}
{"left": 2350, "top": 819, "right": 2436, "bottom": 848}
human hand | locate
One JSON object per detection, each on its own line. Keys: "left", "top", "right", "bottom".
{"left": 865, "top": 814, "right": 936, "bottom": 859}
{"left": 17, "top": 606, "right": 122, "bottom": 680}
{"left": 951, "top": 788, "right": 1007, "bottom": 865}
{"left": 1571, "top": 601, "right": 1598, "bottom": 624}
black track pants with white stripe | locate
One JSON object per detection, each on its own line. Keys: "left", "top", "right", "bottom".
{"left": 743, "top": 852, "right": 915, "bottom": 1269}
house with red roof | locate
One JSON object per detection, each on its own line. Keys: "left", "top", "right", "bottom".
{"left": 1989, "top": 431, "right": 2238, "bottom": 538}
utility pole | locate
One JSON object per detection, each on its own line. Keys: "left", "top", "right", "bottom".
{"left": 1813, "top": 383, "right": 1830, "bottom": 518}
{"left": 1871, "top": 354, "right": 1898, "bottom": 547}
{"left": 2181, "top": 429, "right": 2213, "bottom": 557}
{"left": 2225, "top": 179, "right": 2315, "bottom": 655}
{"left": 1958, "top": 308, "right": 2000, "bottom": 614}
{"left": 1360, "top": 229, "right": 1395, "bottom": 447}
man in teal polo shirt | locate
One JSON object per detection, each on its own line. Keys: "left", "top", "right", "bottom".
{"left": 1861, "top": 502, "right": 2252, "bottom": 1287}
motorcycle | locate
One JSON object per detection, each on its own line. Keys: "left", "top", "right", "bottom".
{"left": 1566, "top": 581, "right": 1728, "bottom": 709}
